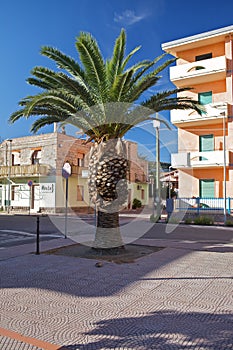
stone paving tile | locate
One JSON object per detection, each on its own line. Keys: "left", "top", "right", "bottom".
{"left": 0, "top": 336, "right": 43, "bottom": 350}
{"left": 0, "top": 244, "right": 232, "bottom": 349}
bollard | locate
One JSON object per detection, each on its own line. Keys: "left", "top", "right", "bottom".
{"left": 36, "top": 216, "right": 40, "bottom": 255}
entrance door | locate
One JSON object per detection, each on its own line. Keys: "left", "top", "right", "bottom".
{"left": 0, "top": 186, "right": 2, "bottom": 207}
{"left": 31, "top": 185, "right": 40, "bottom": 212}
{"left": 128, "top": 189, "right": 132, "bottom": 209}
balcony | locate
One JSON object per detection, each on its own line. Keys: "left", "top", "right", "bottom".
{"left": 170, "top": 56, "right": 226, "bottom": 87}
{"left": 71, "top": 165, "right": 89, "bottom": 177}
{"left": 135, "top": 174, "right": 149, "bottom": 183}
{"left": 170, "top": 102, "right": 227, "bottom": 125}
{"left": 171, "top": 150, "right": 230, "bottom": 168}
{"left": 0, "top": 164, "right": 51, "bottom": 178}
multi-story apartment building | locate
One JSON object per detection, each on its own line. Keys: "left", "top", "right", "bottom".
{"left": 0, "top": 132, "right": 149, "bottom": 213}
{"left": 162, "top": 25, "right": 233, "bottom": 199}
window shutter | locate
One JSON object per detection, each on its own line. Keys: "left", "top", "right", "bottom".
{"left": 198, "top": 91, "right": 212, "bottom": 105}
{"left": 199, "top": 135, "right": 214, "bottom": 152}
{"left": 200, "top": 179, "right": 215, "bottom": 198}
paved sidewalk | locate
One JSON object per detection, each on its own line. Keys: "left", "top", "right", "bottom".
{"left": 0, "top": 230, "right": 233, "bottom": 349}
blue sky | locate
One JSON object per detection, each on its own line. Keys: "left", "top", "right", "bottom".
{"left": 1, "top": 0, "right": 233, "bottom": 162}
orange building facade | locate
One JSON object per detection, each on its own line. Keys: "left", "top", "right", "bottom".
{"left": 162, "top": 25, "right": 233, "bottom": 199}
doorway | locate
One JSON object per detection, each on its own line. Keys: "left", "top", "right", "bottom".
{"left": 30, "top": 184, "right": 40, "bottom": 212}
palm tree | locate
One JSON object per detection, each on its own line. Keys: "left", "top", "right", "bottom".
{"left": 9, "top": 29, "right": 202, "bottom": 250}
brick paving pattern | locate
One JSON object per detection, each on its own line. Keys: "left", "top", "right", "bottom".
{"left": 0, "top": 336, "right": 43, "bottom": 350}
{"left": 0, "top": 234, "right": 232, "bottom": 349}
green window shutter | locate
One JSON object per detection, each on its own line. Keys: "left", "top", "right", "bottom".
{"left": 199, "top": 134, "right": 214, "bottom": 152}
{"left": 198, "top": 91, "right": 212, "bottom": 105}
{"left": 199, "top": 179, "right": 215, "bottom": 198}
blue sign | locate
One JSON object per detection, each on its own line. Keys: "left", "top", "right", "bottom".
{"left": 28, "top": 180, "right": 33, "bottom": 187}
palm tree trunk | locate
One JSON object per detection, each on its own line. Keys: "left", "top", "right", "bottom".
{"left": 88, "top": 138, "right": 128, "bottom": 250}
{"left": 92, "top": 210, "right": 124, "bottom": 249}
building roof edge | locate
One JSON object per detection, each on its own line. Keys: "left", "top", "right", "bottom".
{"left": 162, "top": 25, "right": 233, "bottom": 50}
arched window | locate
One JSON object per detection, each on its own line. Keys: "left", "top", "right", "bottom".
{"left": 187, "top": 66, "right": 205, "bottom": 72}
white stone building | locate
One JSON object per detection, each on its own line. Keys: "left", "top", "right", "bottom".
{"left": 0, "top": 132, "right": 149, "bottom": 213}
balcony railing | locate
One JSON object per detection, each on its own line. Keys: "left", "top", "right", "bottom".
{"left": 170, "top": 56, "right": 226, "bottom": 86}
{"left": 170, "top": 102, "right": 227, "bottom": 125}
{"left": 135, "top": 175, "right": 149, "bottom": 183}
{"left": 0, "top": 164, "right": 51, "bottom": 177}
{"left": 173, "top": 197, "right": 232, "bottom": 214}
{"left": 171, "top": 150, "right": 230, "bottom": 168}
{"left": 71, "top": 165, "right": 89, "bottom": 177}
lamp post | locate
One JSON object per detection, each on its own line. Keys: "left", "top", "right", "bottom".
{"left": 168, "top": 165, "right": 173, "bottom": 199}
{"left": 223, "top": 113, "right": 227, "bottom": 224}
{"left": 7, "top": 139, "right": 12, "bottom": 214}
{"left": 62, "top": 161, "right": 72, "bottom": 238}
{"left": 153, "top": 118, "right": 161, "bottom": 220}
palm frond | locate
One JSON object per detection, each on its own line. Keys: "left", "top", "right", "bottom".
{"left": 127, "top": 74, "right": 160, "bottom": 102}
{"left": 106, "top": 29, "right": 126, "bottom": 85}
{"left": 10, "top": 29, "right": 202, "bottom": 141}
{"left": 27, "top": 77, "right": 51, "bottom": 90}
{"left": 110, "top": 69, "right": 134, "bottom": 101}
{"left": 76, "top": 32, "right": 107, "bottom": 101}
{"left": 142, "top": 89, "right": 204, "bottom": 115}
{"left": 122, "top": 45, "right": 141, "bottom": 70}
{"left": 9, "top": 109, "right": 25, "bottom": 123}
{"left": 130, "top": 54, "right": 167, "bottom": 83}
{"left": 31, "top": 67, "right": 96, "bottom": 105}
{"left": 41, "top": 46, "right": 85, "bottom": 81}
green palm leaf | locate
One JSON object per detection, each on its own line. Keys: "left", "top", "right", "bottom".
{"left": 41, "top": 46, "right": 85, "bottom": 81}
{"left": 107, "top": 28, "right": 126, "bottom": 85}
{"left": 9, "top": 29, "right": 203, "bottom": 142}
{"left": 76, "top": 32, "right": 108, "bottom": 101}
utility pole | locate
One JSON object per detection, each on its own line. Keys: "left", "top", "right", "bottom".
{"left": 153, "top": 118, "right": 161, "bottom": 220}
{"left": 7, "top": 139, "right": 12, "bottom": 214}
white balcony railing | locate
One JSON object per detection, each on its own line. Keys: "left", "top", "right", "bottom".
{"left": 0, "top": 164, "right": 51, "bottom": 178}
{"left": 170, "top": 102, "right": 227, "bottom": 125}
{"left": 170, "top": 56, "right": 226, "bottom": 86}
{"left": 171, "top": 150, "right": 230, "bottom": 168}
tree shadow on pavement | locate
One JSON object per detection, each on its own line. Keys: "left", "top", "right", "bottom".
{"left": 60, "top": 309, "right": 233, "bottom": 350}
{"left": 0, "top": 247, "right": 187, "bottom": 297}
{"left": 0, "top": 246, "right": 232, "bottom": 298}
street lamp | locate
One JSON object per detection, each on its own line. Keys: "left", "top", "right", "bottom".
{"left": 153, "top": 118, "right": 161, "bottom": 220}
{"left": 62, "top": 161, "right": 72, "bottom": 238}
{"left": 168, "top": 165, "right": 173, "bottom": 199}
{"left": 213, "top": 106, "right": 227, "bottom": 224}
{"left": 7, "top": 139, "right": 12, "bottom": 214}
{"left": 223, "top": 112, "right": 227, "bottom": 224}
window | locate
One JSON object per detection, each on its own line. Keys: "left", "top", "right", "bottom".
{"left": 199, "top": 134, "right": 214, "bottom": 152}
{"left": 199, "top": 135, "right": 214, "bottom": 161}
{"left": 11, "top": 185, "right": 19, "bottom": 201}
{"left": 198, "top": 91, "right": 212, "bottom": 105}
{"left": 199, "top": 179, "right": 215, "bottom": 198}
{"left": 141, "top": 189, "right": 145, "bottom": 200}
{"left": 195, "top": 53, "right": 212, "bottom": 61}
{"left": 12, "top": 152, "right": 21, "bottom": 166}
{"left": 188, "top": 65, "right": 205, "bottom": 72}
{"left": 77, "top": 185, "right": 84, "bottom": 201}
{"left": 31, "top": 150, "right": 41, "bottom": 164}
{"left": 77, "top": 153, "right": 85, "bottom": 167}
{"left": 78, "top": 158, "right": 84, "bottom": 167}
{"left": 0, "top": 185, "right": 2, "bottom": 205}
